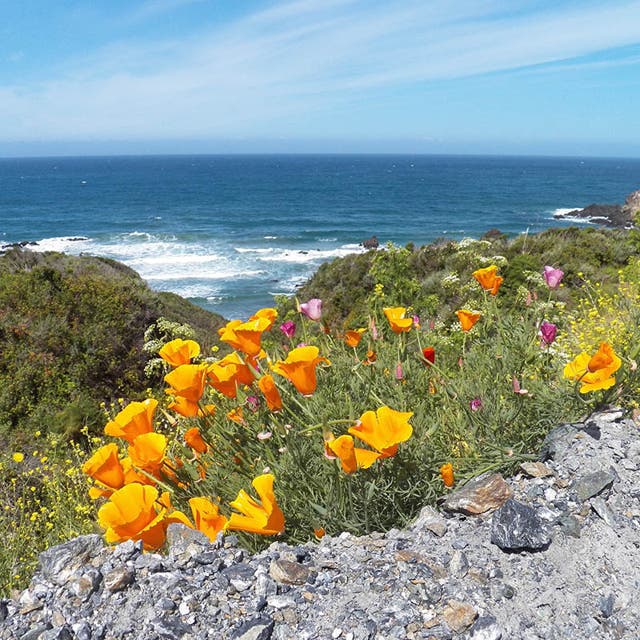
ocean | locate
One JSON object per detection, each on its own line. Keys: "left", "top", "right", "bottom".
{"left": 1, "top": 154, "right": 639, "bottom": 320}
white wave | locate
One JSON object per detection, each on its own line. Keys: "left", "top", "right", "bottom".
{"left": 30, "top": 236, "right": 93, "bottom": 252}
{"left": 234, "top": 247, "right": 275, "bottom": 254}
{"left": 144, "top": 268, "right": 265, "bottom": 281}
{"left": 551, "top": 207, "right": 596, "bottom": 224}
{"left": 257, "top": 245, "right": 364, "bottom": 264}
{"left": 263, "top": 235, "right": 278, "bottom": 240}
{"left": 317, "top": 237, "right": 338, "bottom": 242}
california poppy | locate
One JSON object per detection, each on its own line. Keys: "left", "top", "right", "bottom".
{"left": 272, "top": 346, "right": 329, "bottom": 395}
{"left": 348, "top": 406, "right": 413, "bottom": 458}
{"left": 158, "top": 338, "right": 201, "bottom": 368}
{"left": 189, "top": 496, "right": 228, "bottom": 541}
{"left": 472, "top": 265, "right": 503, "bottom": 295}
{"left": 82, "top": 443, "right": 125, "bottom": 491}
{"left": 225, "top": 473, "right": 285, "bottom": 536}
{"left": 249, "top": 307, "right": 278, "bottom": 330}
{"left": 184, "top": 427, "right": 209, "bottom": 454}
{"left": 383, "top": 307, "right": 413, "bottom": 333}
{"left": 128, "top": 433, "right": 167, "bottom": 474}
{"left": 258, "top": 374, "right": 283, "bottom": 412}
{"left": 207, "top": 352, "right": 255, "bottom": 399}
{"left": 456, "top": 310, "right": 481, "bottom": 332}
{"left": 218, "top": 317, "right": 271, "bottom": 357}
{"left": 563, "top": 342, "right": 621, "bottom": 393}
{"left": 440, "top": 463, "right": 455, "bottom": 487}
{"left": 104, "top": 399, "right": 158, "bottom": 443}
{"left": 325, "top": 434, "right": 380, "bottom": 474}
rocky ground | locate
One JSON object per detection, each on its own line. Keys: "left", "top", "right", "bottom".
{"left": 2, "top": 408, "right": 639, "bottom": 640}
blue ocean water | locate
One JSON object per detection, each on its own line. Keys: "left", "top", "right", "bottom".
{"left": 1, "top": 154, "right": 639, "bottom": 319}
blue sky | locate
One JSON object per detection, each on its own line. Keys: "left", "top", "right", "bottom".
{"left": 1, "top": 0, "right": 640, "bottom": 156}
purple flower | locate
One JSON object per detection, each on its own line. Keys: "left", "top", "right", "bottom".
{"left": 279, "top": 320, "right": 296, "bottom": 339}
{"left": 543, "top": 266, "right": 564, "bottom": 289}
{"left": 539, "top": 321, "right": 557, "bottom": 345}
{"left": 299, "top": 298, "right": 322, "bottom": 321}
{"left": 246, "top": 396, "right": 260, "bottom": 412}
{"left": 470, "top": 397, "right": 483, "bottom": 412}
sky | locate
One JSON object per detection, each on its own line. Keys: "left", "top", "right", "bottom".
{"left": 1, "top": 0, "right": 640, "bottom": 157}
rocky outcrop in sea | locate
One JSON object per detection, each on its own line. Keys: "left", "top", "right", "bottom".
{"left": 554, "top": 189, "right": 640, "bottom": 228}
{"left": 3, "top": 408, "right": 640, "bottom": 640}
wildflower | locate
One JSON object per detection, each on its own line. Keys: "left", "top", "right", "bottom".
{"left": 258, "top": 374, "right": 283, "bottom": 412}
{"left": 383, "top": 307, "right": 413, "bottom": 333}
{"left": 249, "top": 307, "right": 278, "bottom": 330}
{"left": 369, "top": 316, "right": 379, "bottom": 340}
{"left": 539, "top": 321, "right": 557, "bottom": 345}
{"left": 344, "top": 328, "right": 366, "bottom": 348}
{"left": 246, "top": 395, "right": 260, "bottom": 412}
{"left": 207, "top": 352, "right": 255, "bottom": 399}
{"left": 512, "top": 377, "right": 529, "bottom": 395}
{"left": 440, "top": 463, "right": 455, "bottom": 488}
{"left": 12, "top": 452, "right": 24, "bottom": 463}
{"left": 227, "top": 407, "right": 245, "bottom": 424}
{"left": 363, "top": 349, "right": 377, "bottom": 365}
{"left": 325, "top": 434, "right": 380, "bottom": 474}
{"left": 279, "top": 320, "right": 296, "bottom": 339}
{"left": 456, "top": 310, "right": 481, "bottom": 332}
{"left": 348, "top": 406, "right": 413, "bottom": 458}
{"left": 272, "top": 346, "right": 330, "bottom": 395}
{"left": 543, "top": 266, "right": 564, "bottom": 289}
{"left": 226, "top": 473, "right": 285, "bottom": 535}
{"left": 470, "top": 397, "right": 483, "bottom": 412}
{"left": 257, "top": 430, "right": 273, "bottom": 440}
{"left": 422, "top": 346, "right": 435, "bottom": 365}
{"left": 128, "top": 433, "right": 167, "bottom": 474}
{"left": 184, "top": 427, "right": 209, "bottom": 454}
{"left": 104, "top": 399, "right": 158, "bottom": 443}
{"left": 412, "top": 315, "right": 421, "bottom": 329}
{"left": 314, "top": 527, "right": 326, "bottom": 539}
{"left": 188, "top": 497, "right": 228, "bottom": 541}
{"left": 395, "top": 362, "right": 404, "bottom": 380}
{"left": 472, "top": 265, "right": 503, "bottom": 295}
{"left": 165, "top": 364, "right": 209, "bottom": 415}
{"left": 298, "top": 298, "right": 322, "bottom": 321}
{"left": 158, "top": 338, "right": 201, "bottom": 368}
{"left": 97, "top": 484, "right": 190, "bottom": 550}
{"left": 218, "top": 317, "right": 271, "bottom": 357}
{"left": 563, "top": 342, "right": 621, "bottom": 393}
{"left": 81, "top": 443, "right": 125, "bottom": 490}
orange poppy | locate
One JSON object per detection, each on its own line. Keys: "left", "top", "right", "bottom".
{"left": 218, "top": 317, "right": 271, "bottom": 357}
{"left": 189, "top": 496, "right": 228, "bottom": 541}
{"left": 456, "top": 310, "right": 481, "bottom": 332}
{"left": 325, "top": 434, "right": 380, "bottom": 474}
{"left": 207, "top": 352, "right": 256, "bottom": 399}
{"left": 383, "top": 307, "right": 413, "bottom": 333}
{"left": 158, "top": 338, "right": 201, "bottom": 368}
{"left": 249, "top": 308, "right": 278, "bottom": 330}
{"left": 422, "top": 346, "right": 435, "bottom": 365}
{"left": 472, "top": 265, "right": 504, "bottom": 295}
{"left": 104, "top": 399, "right": 158, "bottom": 443}
{"left": 225, "top": 473, "right": 285, "bottom": 536}
{"left": 128, "top": 433, "right": 167, "bottom": 474}
{"left": 165, "top": 363, "right": 208, "bottom": 403}
{"left": 258, "top": 374, "right": 283, "bottom": 412}
{"left": 272, "top": 346, "right": 330, "bottom": 395}
{"left": 440, "top": 463, "right": 455, "bottom": 488}
{"left": 168, "top": 396, "right": 215, "bottom": 418}
{"left": 82, "top": 443, "right": 125, "bottom": 491}
{"left": 348, "top": 406, "right": 413, "bottom": 458}
{"left": 227, "top": 406, "right": 245, "bottom": 424}
{"left": 363, "top": 350, "right": 377, "bottom": 365}
{"left": 344, "top": 328, "right": 366, "bottom": 348}
{"left": 563, "top": 342, "right": 621, "bottom": 393}
{"left": 184, "top": 427, "right": 209, "bottom": 454}
{"left": 97, "top": 484, "right": 190, "bottom": 550}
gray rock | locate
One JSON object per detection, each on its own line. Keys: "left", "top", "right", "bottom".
{"left": 441, "top": 473, "right": 512, "bottom": 515}
{"left": 37, "top": 535, "right": 104, "bottom": 586}
{"left": 490, "top": 499, "right": 551, "bottom": 551}
{"left": 572, "top": 470, "right": 615, "bottom": 502}
{"left": 103, "top": 566, "right": 135, "bottom": 592}
{"left": 468, "top": 615, "right": 503, "bottom": 640}
{"left": 269, "top": 559, "right": 312, "bottom": 585}
{"left": 540, "top": 423, "right": 579, "bottom": 461}
{"left": 231, "top": 616, "right": 274, "bottom": 640}
{"left": 590, "top": 497, "right": 617, "bottom": 528}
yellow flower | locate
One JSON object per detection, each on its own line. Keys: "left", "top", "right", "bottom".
{"left": 563, "top": 342, "right": 622, "bottom": 393}
{"left": 472, "top": 265, "right": 504, "bottom": 295}
{"left": 158, "top": 338, "right": 201, "bottom": 368}
{"left": 12, "top": 452, "right": 24, "bottom": 463}
{"left": 383, "top": 307, "right": 413, "bottom": 333}
{"left": 348, "top": 406, "right": 413, "bottom": 458}
{"left": 226, "top": 473, "right": 285, "bottom": 536}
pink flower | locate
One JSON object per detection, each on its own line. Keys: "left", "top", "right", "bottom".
{"left": 512, "top": 377, "right": 529, "bottom": 395}
{"left": 299, "top": 298, "right": 322, "bottom": 321}
{"left": 246, "top": 396, "right": 260, "bottom": 412}
{"left": 470, "top": 397, "right": 483, "bottom": 412}
{"left": 369, "top": 316, "right": 379, "bottom": 340}
{"left": 543, "top": 266, "right": 564, "bottom": 289}
{"left": 412, "top": 315, "right": 420, "bottom": 329}
{"left": 539, "top": 321, "right": 557, "bottom": 345}
{"left": 395, "top": 363, "right": 404, "bottom": 380}
{"left": 280, "top": 320, "right": 296, "bottom": 339}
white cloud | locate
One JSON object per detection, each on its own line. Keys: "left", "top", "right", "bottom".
{"left": 1, "top": 0, "right": 640, "bottom": 140}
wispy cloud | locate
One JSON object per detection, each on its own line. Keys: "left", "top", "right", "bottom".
{"left": 1, "top": 0, "right": 640, "bottom": 140}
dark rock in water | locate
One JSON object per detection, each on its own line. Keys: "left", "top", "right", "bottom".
{"left": 490, "top": 499, "right": 551, "bottom": 551}
{"left": 571, "top": 470, "right": 615, "bottom": 502}
{"left": 555, "top": 188, "right": 640, "bottom": 228}
{"left": 441, "top": 472, "right": 512, "bottom": 515}
{"left": 361, "top": 235, "right": 379, "bottom": 249}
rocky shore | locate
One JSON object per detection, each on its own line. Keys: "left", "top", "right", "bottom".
{"left": 554, "top": 189, "right": 640, "bottom": 228}
{"left": 3, "top": 408, "right": 640, "bottom": 640}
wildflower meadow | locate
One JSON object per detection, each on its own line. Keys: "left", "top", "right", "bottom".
{"left": 3, "top": 244, "right": 640, "bottom": 595}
